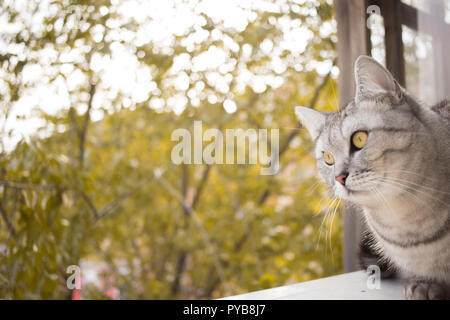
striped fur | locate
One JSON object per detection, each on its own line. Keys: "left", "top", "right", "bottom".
{"left": 295, "top": 56, "right": 450, "bottom": 299}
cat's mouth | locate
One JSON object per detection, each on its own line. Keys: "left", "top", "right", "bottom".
{"left": 336, "top": 170, "right": 380, "bottom": 199}
{"left": 334, "top": 181, "right": 373, "bottom": 200}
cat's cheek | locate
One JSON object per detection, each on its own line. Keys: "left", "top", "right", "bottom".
{"left": 317, "top": 170, "right": 332, "bottom": 187}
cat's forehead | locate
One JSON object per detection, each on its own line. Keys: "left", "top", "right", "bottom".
{"left": 321, "top": 100, "right": 387, "bottom": 141}
{"left": 321, "top": 107, "right": 352, "bottom": 141}
{"left": 315, "top": 112, "right": 346, "bottom": 153}
{"left": 323, "top": 113, "right": 344, "bottom": 139}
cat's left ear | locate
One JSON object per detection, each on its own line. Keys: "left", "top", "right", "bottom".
{"left": 295, "top": 106, "right": 327, "bottom": 141}
{"left": 354, "top": 55, "right": 403, "bottom": 103}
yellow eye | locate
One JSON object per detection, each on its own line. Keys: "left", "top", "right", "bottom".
{"left": 352, "top": 131, "right": 368, "bottom": 149}
{"left": 323, "top": 151, "right": 334, "bottom": 165}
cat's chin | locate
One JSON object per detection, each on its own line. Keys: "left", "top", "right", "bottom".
{"left": 334, "top": 183, "right": 360, "bottom": 198}
{"left": 334, "top": 187, "right": 373, "bottom": 204}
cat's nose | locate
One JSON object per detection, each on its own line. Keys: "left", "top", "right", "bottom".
{"left": 335, "top": 173, "right": 348, "bottom": 185}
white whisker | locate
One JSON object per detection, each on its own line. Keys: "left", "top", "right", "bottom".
{"left": 376, "top": 177, "right": 449, "bottom": 209}
{"left": 327, "top": 199, "right": 341, "bottom": 258}
{"left": 316, "top": 197, "right": 338, "bottom": 250}
{"left": 381, "top": 174, "right": 450, "bottom": 195}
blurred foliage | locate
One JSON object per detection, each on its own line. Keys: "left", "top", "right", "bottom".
{"left": 0, "top": 0, "right": 342, "bottom": 299}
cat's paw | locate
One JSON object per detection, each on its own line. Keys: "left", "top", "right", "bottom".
{"left": 404, "top": 280, "right": 448, "bottom": 300}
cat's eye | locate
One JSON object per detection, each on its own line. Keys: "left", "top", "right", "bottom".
{"left": 323, "top": 151, "right": 334, "bottom": 165}
{"left": 351, "top": 131, "right": 368, "bottom": 150}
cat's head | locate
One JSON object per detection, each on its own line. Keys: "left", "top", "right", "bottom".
{"left": 295, "top": 56, "right": 433, "bottom": 205}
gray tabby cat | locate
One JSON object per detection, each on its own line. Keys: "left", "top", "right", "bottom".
{"left": 295, "top": 55, "right": 450, "bottom": 300}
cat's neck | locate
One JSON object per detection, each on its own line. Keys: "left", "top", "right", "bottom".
{"left": 362, "top": 175, "right": 450, "bottom": 243}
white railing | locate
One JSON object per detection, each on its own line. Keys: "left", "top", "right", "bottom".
{"left": 221, "top": 271, "right": 405, "bottom": 300}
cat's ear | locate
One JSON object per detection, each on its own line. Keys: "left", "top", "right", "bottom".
{"left": 431, "top": 99, "right": 450, "bottom": 121}
{"left": 354, "top": 55, "right": 403, "bottom": 103}
{"left": 295, "top": 106, "right": 327, "bottom": 140}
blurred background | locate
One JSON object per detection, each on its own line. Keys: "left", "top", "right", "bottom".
{"left": 0, "top": 0, "right": 341, "bottom": 299}
{"left": 2, "top": 0, "right": 447, "bottom": 300}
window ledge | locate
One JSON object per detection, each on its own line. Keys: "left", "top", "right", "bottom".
{"left": 221, "top": 271, "right": 405, "bottom": 300}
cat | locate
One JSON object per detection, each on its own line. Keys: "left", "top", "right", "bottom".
{"left": 295, "top": 55, "right": 450, "bottom": 300}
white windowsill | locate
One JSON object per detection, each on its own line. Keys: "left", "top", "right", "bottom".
{"left": 221, "top": 271, "right": 405, "bottom": 300}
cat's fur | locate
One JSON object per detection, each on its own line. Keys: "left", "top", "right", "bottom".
{"left": 295, "top": 55, "right": 450, "bottom": 300}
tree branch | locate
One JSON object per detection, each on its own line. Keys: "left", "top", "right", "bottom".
{"left": 171, "top": 163, "right": 211, "bottom": 295}
{"left": 0, "top": 180, "right": 61, "bottom": 191}
{"left": 95, "top": 191, "right": 133, "bottom": 221}
{"left": 278, "top": 69, "right": 332, "bottom": 158}
{"left": 0, "top": 200, "right": 15, "bottom": 237}
{"left": 80, "top": 190, "right": 100, "bottom": 220}
{"left": 256, "top": 69, "right": 332, "bottom": 207}
{"left": 155, "top": 170, "right": 229, "bottom": 296}
{"left": 240, "top": 68, "right": 334, "bottom": 254}
{"left": 181, "top": 164, "right": 189, "bottom": 217}
{"left": 80, "top": 188, "right": 135, "bottom": 222}
{"left": 78, "top": 82, "right": 96, "bottom": 168}
{"left": 191, "top": 164, "right": 211, "bottom": 210}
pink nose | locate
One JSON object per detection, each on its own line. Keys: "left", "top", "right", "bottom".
{"left": 335, "top": 174, "right": 347, "bottom": 185}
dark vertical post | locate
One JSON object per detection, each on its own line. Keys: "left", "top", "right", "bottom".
{"left": 380, "top": 0, "right": 406, "bottom": 86}
{"left": 334, "top": 0, "right": 370, "bottom": 272}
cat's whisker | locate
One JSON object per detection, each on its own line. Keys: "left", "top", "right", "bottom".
{"left": 307, "top": 180, "right": 324, "bottom": 196}
{"left": 370, "top": 186, "right": 383, "bottom": 206}
{"left": 327, "top": 199, "right": 341, "bottom": 258}
{"left": 316, "top": 198, "right": 334, "bottom": 247}
{"left": 381, "top": 169, "right": 441, "bottom": 182}
{"left": 316, "top": 197, "right": 338, "bottom": 250}
{"left": 383, "top": 175, "right": 450, "bottom": 195}
{"left": 324, "top": 200, "right": 336, "bottom": 258}
{"left": 379, "top": 176, "right": 450, "bottom": 205}
{"left": 376, "top": 178, "right": 449, "bottom": 209}
{"left": 373, "top": 186, "right": 396, "bottom": 219}
{"left": 374, "top": 180, "right": 437, "bottom": 218}
{"left": 381, "top": 170, "right": 448, "bottom": 191}
{"left": 325, "top": 201, "right": 334, "bottom": 252}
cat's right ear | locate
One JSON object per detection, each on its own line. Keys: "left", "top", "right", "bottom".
{"left": 354, "top": 55, "right": 403, "bottom": 103}
{"left": 295, "top": 106, "right": 327, "bottom": 141}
